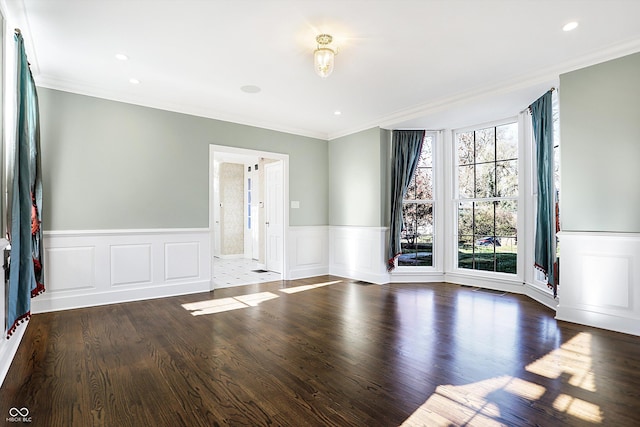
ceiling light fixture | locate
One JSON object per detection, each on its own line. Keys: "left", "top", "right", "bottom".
{"left": 115, "top": 53, "right": 128, "bottom": 61}
{"left": 563, "top": 21, "right": 579, "bottom": 32}
{"left": 314, "top": 34, "right": 337, "bottom": 78}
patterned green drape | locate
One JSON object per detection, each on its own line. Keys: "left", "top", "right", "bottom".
{"left": 530, "top": 90, "right": 557, "bottom": 297}
{"left": 388, "top": 130, "right": 425, "bottom": 271}
{"left": 6, "top": 31, "right": 44, "bottom": 338}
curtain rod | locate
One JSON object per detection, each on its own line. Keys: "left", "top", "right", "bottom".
{"left": 521, "top": 87, "right": 556, "bottom": 114}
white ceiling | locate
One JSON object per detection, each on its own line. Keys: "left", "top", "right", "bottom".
{"left": 3, "top": 0, "right": 640, "bottom": 140}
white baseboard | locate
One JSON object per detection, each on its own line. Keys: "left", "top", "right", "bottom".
{"left": 445, "top": 271, "right": 525, "bottom": 294}
{"left": 216, "top": 254, "right": 245, "bottom": 260}
{"left": 524, "top": 282, "right": 557, "bottom": 311}
{"left": 32, "top": 229, "right": 211, "bottom": 314}
{"left": 32, "top": 280, "right": 210, "bottom": 313}
{"left": 391, "top": 270, "right": 445, "bottom": 283}
{"left": 0, "top": 320, "right": 28, "bottom": 388}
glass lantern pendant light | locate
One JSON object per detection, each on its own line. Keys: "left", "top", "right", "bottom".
{"left": 314, "top": 34, "right": 337, "bottom": 78}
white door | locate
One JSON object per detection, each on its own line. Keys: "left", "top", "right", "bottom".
{"left": 212, "top": 162, "right": 221, "bottom": 257}
{"left": 264, "top": 161, "right": 283, "bottom": 273}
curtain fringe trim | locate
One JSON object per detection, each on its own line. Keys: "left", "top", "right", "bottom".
{"left": 6, "top": 311, "right": 30, "bottom": 339}
{"left": 31, "top": 283, "right": 45, "bottom": 298}
{"left": 387, "top": 253, "right": 401, "bottom": 272}
{"left": 535, "top": 262, "right": 559, "bottom": 297}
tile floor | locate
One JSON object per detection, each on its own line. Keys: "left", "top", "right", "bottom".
{"left": 212, "top": 257, "right": 282, "bottom": 288}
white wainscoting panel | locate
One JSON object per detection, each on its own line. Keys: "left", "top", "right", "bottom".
{"left": 288, "top": 226, "right": 329, "bottom": 279}
{"left": 32, "top": 229, "right": 211, "bottom": 313}
{"left": 556, "top": 231, "right": 640, "bottom": 336}
{"left": 165, "top": 242, "right": 201, "bottom": 281}
{"left": 110, "top": 244, "right": 152, "bottom": 286}
{"left": 47, "top": 246, "right": 96, "bottom": 291}
{"left": 329, "top": 226, "right": 390, "bottom": 284}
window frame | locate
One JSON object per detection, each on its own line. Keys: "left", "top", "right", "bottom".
{"left": 452, "top": 117, "right": 524, "bottom": 279}
{"left": 394, "top": 131, "right": 442, "bottom": 272}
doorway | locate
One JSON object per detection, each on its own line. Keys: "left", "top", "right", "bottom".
{"left": 209, "top": 145, "right": 289, "bottom": 290}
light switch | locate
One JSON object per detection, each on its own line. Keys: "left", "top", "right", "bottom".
{"left": 291, "top": 201, "right": 300, "bottom": 209}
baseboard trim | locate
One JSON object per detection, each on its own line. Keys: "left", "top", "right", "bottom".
{"left": 444, "top": 272, "right": 525, "bottom": 294}
{"left": 288, "top": 266, "right": 330, "bottom": 280}
{"left": 556, "top": 306, "right": 640, "bottom": 337}
{"left": 524, "top": 282, "right": 557, "bottom": 311}
{"left": 0, "top": 320, "right": 28, "bottom": 389}
{"left": 391, "top": 271, "right": 446, "bottom": 283}
{"left": 31, "top": 279, "right": 211, "bottom": 313}
{"left": 330, "top": 267, "right": 390, "bottom": 285}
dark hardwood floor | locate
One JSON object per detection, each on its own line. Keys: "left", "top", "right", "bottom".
{"left": 2, "top": 277, "right": 640, "bottom": 426}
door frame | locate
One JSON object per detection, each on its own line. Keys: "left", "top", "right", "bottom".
{"left": 208, "top": 145, "right": 289, "bottom": 289}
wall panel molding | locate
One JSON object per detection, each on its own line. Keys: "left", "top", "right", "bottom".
{"left": 288, "top": 226, "right": 329, "bottom": 279}
{"left": 329, "top": 226, "right": 390, "bottom": 284}
{"left": 32, "top": 229, "right": 211, "bottom": 313}
{"left": 556, "top": 231, "right": 640, "bottom": 336}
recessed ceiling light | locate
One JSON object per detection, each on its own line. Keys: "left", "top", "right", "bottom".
{"left": 563, "top": 21, "right": 579, "bottom": 32}
{"left": 115, "top": 53, "right": 129, "bottom": 61}
{"left": 334, "top": 110, "right": 342, "bottom": 116}
{"left": 240, "top": 85, "right": 261, "bottom": 94}
{"left": 129, "top": 78, "right": 140, "bottom": 84}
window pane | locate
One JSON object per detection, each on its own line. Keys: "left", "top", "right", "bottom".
{"left": 413, "top": 168, "right": 432, "bottom": 200}
{"left": 399, "top": 202, "right": 433, "bottom": 267}
{"left": 496, "top": 201, "right": 517, "bottom": 273}
{"left": 457, "top": 132, "right": 474, "bottom": 165}
{"left": 417, "top": 136, "right": 433, "bottom": 168}
{"left": 402, "top": 203, "right": 417, "bottom": 236}
{"left": 473, "top": 250, "right": 496, "bottom": 272}
{"left": 458, "top": 202, "right": 474, "bottom": 236}
{"left": 496, "top": 122, "right": 518, "bottom": 160}
{"left": 475, "top": 163, "right": 495, "bottom": 198}
{"left": 496, "top": 159, "right": 518, "bottom": 197}
{"left": 458, "top": 235, "right": 474, "bottom": 269}
{"left": 458, "top": 165, "right": 474, "bottom": 198}
{"left": 415, "top": 203, "right": 433, "bottom": 237}
{"left": 475, "top": 127, "right": 495, "bottom": 163}
{"left": 495, "top": 200, "right": 517, "bottom": 237}
{"left": 474, "top": 201, "right": 495, "bottom": 239}
{"left": 405, "top": 175, "right": 417, "bottom": 200}
{"left": 456, "top": 122, "right": 518, "bottom": 275}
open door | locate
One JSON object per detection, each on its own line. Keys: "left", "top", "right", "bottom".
{"left": 264, "top": 161, "right": 283, "bottom": 273}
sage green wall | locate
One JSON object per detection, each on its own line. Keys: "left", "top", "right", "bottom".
{"left": 38, "top": 88, "right": 328, "bottom": 230}
{"left": 560, "top": 52, "right": 640, "bottom": 232}
{"left": 329, "top": 127, "right": 387, "bottom": 227}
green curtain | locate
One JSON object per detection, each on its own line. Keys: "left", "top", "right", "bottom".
{"left": 388, "top": 130, "right": 425, "bottom": 271}
{"left": 6, "top": 31, "right": 44, "bottom": 338}
{"left": 530, "top": 90, "right": 557, "bottom": 297}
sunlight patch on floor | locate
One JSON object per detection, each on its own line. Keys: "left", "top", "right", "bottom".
{"left": 182, "top": 281, "right": 341, "bottom": 315}
{"left": 182, "top": 297, "right": 249, "bottom": 316}
{"left": 553, "top": 393, "right": 603, "bottom": 423}
{"left": 526, "top": 332, "right": 596, "bottom": 392}
{"left": 235, "top": 292, "right": 279, "bottom": 306}
{"left": 182, "top": 292, "right": 280, "bottom": 315}
{"left": 401, "top": 332, "right": 602, "bottom": 426}
{"left": 279, "top": 280, "right": 342, "bottom": 294}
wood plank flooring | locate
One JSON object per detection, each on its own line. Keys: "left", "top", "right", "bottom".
{"left": 2, "top": 277, "right": 640, "bottom": 426}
